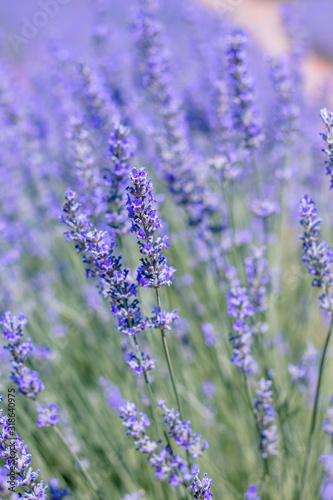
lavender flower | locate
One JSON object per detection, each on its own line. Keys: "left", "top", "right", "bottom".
{"left": 104, "top": 123, "right": 134, "bottom": 237}
{"left": 158, "top": 400, "right": 208, "bottom": 459}
{"left": 244, "top": 484, "right": 261, "bottom": 499}
{"left": 0, "top": 395, "right": 49, "bottom": 498}
{"left": 1, "top": 312, "right": 44, "bottom": 399}
{"left": 320, "top": 108, "right": 333, "bottom": 190}
{"left": 37, "top": 403, "right": 59, "bottom": 428}
{"left": 226, "top": 30, "right": 264, "bottom": 150}
{"left": 127, "top": 352, "right": 156, "bottom": 377}
{"left": 227, "top": 286, "right": 258, "bottom": 376}
{"left": 253, "top": 378, "right": 279, "bottom": 458}
{"left": 99, "top": 377, "right": 127, "bottom": 413}
{"left": 269, "top": 56, "right": 299, "bottom": 146}
{"left": 201, "top": 323, "right": 217, "bottom": 347}
{"left": 245, "top": 246, "right": 268, "bottom": 313}
{"left": 188, "top": 468, "right": 214, "bottom": 499}
{"left": 299, "top": 195, "right": 333, "bottom": 311}
{"left": 120, "top": 402, "right": 191, "bottom": 486}
{"left": 320, "top": 454, "right": 333, "bottom": 500}
{"left": 126, "top": 167, "right": 176, "bottom": 289}
{"left": 288, "top": 339, "right": 319, "bottom": 398}
{"left": 121, "top": 491, "right": 144, "bottom": 500}
{"left": 49, "top": 478, "right": 71, "bottom": 499}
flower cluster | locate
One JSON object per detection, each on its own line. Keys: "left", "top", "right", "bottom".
{"left": 120, "top": 402, "right": 191, "bottom": 486}
{"left": 127, "top": 352, "right": 156, "bottom": 378}
{"left": 253, "top": 378, "right": 279, "bottom": 458}
{"left": 99, "top": 377, "right": 127, "bottom": 413}
{"left": 320, "top": 397, "right": 333, "bottom": 499}
{"left": 188, "top": 468, "right": 214, "bottom": 500}
{"left": 299, "top": 195, "right": 333, "bottom": 311}
{"left": 104, "top": 123, "right": 134, "bottom": 237}
{"left": 37, "top": 403, "right": 59, "bottom": 428}
{"left": 1, "top": 312, "right": 44, "bottom": 399}
{"left": 227, "top": 286, "right": 258, "bottom": 376}
{"left": 269, "top": 56, "right": 299, "bottom": 146}
{"left": 323, "top": 396, "right": 333, "bottom": 439}
{"left": 288, "top": 339, "right": 318, "bottom": 398}
{"left": 244, "top": 484, "right": 261, "bottom": 499}
{"left": 320, "top": 108, "right": 333, "bottom": 190}
{"left": 158, "top": 400, "right": 208, "bottom": 459}
{"left": 49, "top": 478, "right": 71, "bottom": 499}
{"left": 0, "top": 395, "right": 49, "bottom": 498}
{"left": 226, "top": 30, "right": 264, "bottom": 150}
{"left": 61, "top": 189, "right": 147, "bottom": 337}
{"left": 245, "top": 246, "right": 268, "bottom": 314}
{"left": 126, "top": 167, "right": 176, "bottom": 288}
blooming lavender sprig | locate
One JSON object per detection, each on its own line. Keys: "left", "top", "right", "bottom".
{"left": 104, "top": 123, "right": 134, "bottom": 237}
{"left": 37, "top": 403, "right": 59, "bottom": 428}
{"left": 226, "top": 30, "right": 264, "bottom": 151}
{"left": 244, "top": 485, "right": 261, "bottom": 499}
{"left": 1, "top": 312, "right": 44, "bottom": 399}
{"left": 127, "top": 352, "right": 156, "bottom": 377}
{"left": 0, "top": 395, "right": 49, "bottom": 498}
{"left": 133, "top": 0, "right": 213, "bottom": 227}
{"left": 158, "top": 401, "right": 208, "bottom": 460}
{"left": 299, "top": 195, "right": 333, "bottom": 311}
{"left": 227, "top": 286, "right": 258, "bottom": 376}
{"left": 99, "top": 377, "right": 127, "bottom": 414}
{"left": 288, "top": 339, "right": 319, "bottom": 399}
{"left": 120, "top": 402, "right": 191, "bottom": 486}
{"left": 320, "top": 108, "right": 333, "bottom": 190}
{"left": 269, "top": 56, "right": 299, "bottom": 147}
{"left": 245, "top": 246, "right": 268, "bottom": 314}
{"left": 121, "top": 491, "right": 144, "bottom": 500}
{"left": 67, "top": 114, "right": 105, "bottom": 218}
{"left": 61, "top": 189, "right": 154, "bottom": 380}
{"left": 126, "top": 167, "right": 176, "bottom": 289}
{"left": 49, "top": 478, "right": 71, "bottom": 499}
{"left": 253, "top": 378, "right": 279, "bottom": 458}
{"left": 319, "top": 454, "right": 333, "bottom": 500}
{"left": 188, "top": 468, "right": 214, "bottom": 499}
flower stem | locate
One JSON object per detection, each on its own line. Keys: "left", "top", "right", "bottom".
{"left": 155, "top": 288, "right": 183, "bottom": 419}
{"left": 54, "top": 425, "right": 101, "bottom": 500}
{"left": 297, "top": 316, "right": 333, "bottom": 500}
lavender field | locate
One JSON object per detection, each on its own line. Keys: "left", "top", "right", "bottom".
{"left": 1, "top": 0, "right": 333, "bottom": 499}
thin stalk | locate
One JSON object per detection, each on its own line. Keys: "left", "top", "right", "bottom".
{"left": 155, "top": 288, "right": 183, "bottom": 418}
{"left": 54, "top": 425, "right": 101, "bottom": 500}
{"left": 297, "top": 316, "right": 333, "bottom": 500}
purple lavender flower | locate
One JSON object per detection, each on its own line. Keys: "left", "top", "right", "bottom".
{"left": 121, "top": 491, "right": 144, "bottom": 500}
{"left": 126, "top": 167, "right": 176, "bottom": 289}
{"left": 269, "top": 56, "right": 299, "bottom": 146}
{"left": 250, "top": 199, "right": 279, "bottom": 219}
{"left": 288, "top": 339, "right": 319, "bottom": 398}
{"left": 244, "top": 484, "right": 261, "bottom": 499}
{"left": 0, "top": 395, "right": 49, "bottom": 497}
{"left": 158, "top": 400, "right": 208, "bottom": 459}
{"left": 120, "top": 401, "right": 191, "bottom": 486}
{"left": 1, "top": 312, "right": 45, "bottom": 399}
{"left": 299, "top": 195, "right": 333, "bottom": 311}
{"left": 127, "top": 352, "right": 156, "bottom": 377}
{"left": 49, "top": 478, "right": 71, "bottom": 499}
{"left": 104, "top": 123, "right": 134, "bottom": 237}
{"left": 320, "top": 454, "right": 333, "bottom": 500}
{"left": 245, "top": 246, "right": 269, "bottom": 314}
{"left": 188, "top": 468, "right": 214, "bottom": 499}
{"left": 320, "top": 108, "right": 333, "bottom": 190}
{"left": 99, "top": 377, "right": 127, "bottom": 413}
{"left": 201, "top": 323, "right": 217, "bottom": 347}
{"left": 37, "top": 402, "right": 59, "bottom": 428}
{"left": 226, "top": 30, "right": 264, "bottom": 151}
{"left": 227, "top": 286, "right": 258, "bottom": 376}
{"left": 253, "top": 378, "right": 279, "bottom": 458}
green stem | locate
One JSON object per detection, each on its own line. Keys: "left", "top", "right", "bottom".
{"left": 155, "top": 288, "right": 183, "bottom": 419}
{"left": 297, "top": 316, "right": 333, "bottom": 500}
{"left": 54, "top": 425, "right": 101, "bottom": 500}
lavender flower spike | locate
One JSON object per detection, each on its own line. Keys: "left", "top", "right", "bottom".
{"left": 299, "top": 195, "right": 333, "bottom": 311}
{"left": 244, "top": 484, "right": 261, "bottom": 499}
{"left": 253, "top": 378, "right": 279, "bottom": 458}
{"left": 320, "top": 108, "right": 333, "bottom": 190}
{"left": 188, "top": 468, "right": 214, "bottom": 499}
{"left": 319, "top": 454, "right": 333, "bottom": 500}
